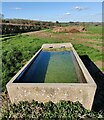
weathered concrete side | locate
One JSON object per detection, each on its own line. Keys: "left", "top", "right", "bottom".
{"left": 6, "top": 43, "right": 96, "bottom": 110}
{"left": 7, "top": 83, "right": 96, "bottom": 110}
{"left": 42, "top": 43, "right": 72, "bottom": 49}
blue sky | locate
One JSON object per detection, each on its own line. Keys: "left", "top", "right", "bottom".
{"left": 2, "top": 2, "right": 102, "bottom": 22}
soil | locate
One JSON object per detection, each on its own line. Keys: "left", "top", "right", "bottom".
{"left": 52, "top": 26, "right": 86, "bottom": 33}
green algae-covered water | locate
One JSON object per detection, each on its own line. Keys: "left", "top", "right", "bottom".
{"left": 14, "top": 51, "right": 80, "bottom": 83}
{"left": 45, "top": 51, "right": 78, "bottom": 83}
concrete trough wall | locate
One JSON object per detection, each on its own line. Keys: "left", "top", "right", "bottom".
{"left": 6, "top": 43, "right": 96, "bottom": 110}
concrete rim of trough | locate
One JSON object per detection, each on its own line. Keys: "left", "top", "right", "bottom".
{"left": 6, "top": 43, "right": 97, "bottom": 110}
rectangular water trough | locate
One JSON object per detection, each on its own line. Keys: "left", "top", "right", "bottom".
{"left": 6, "top": 43, "right": 96, "bottom": 110}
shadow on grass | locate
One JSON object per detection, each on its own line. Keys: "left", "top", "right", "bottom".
{"left": 80, "top": 55, "right": 104, "bottom": 112}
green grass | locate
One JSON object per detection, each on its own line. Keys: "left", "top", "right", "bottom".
{"left": 2, "top": 26, "right": 104, "bottom": 118}
{"left": 75, "top": 32, "right": 102, "bottom": 42}
{"left": 0, "top": 36, "right": 16, "bottom": 42}
{"left": 85, "top": 41, "right": 103, "bottom": 46}
{"left": 2, "top": 26, "right": 103, "bottom": 91}
{"left": 2, "top": 35, "right": 61, "bottom": 91}
{"left": 101, "top": 67, "right": 104, "bottom": 71}
{"left": 3, "top": 34, "right": 102, "bottom": 62}
{"left": 44, "top": 29, "right": 53, "bottom": 32}
{"left": 86, "top": 25, "right": 102, "bottom": 34}
{"left": 78, "top": 35, "right": 102, "bottom": 41}
{"left": 73, "top": 44, "right": 103, "bottom": 62}
{"left": 1, "top": 24, "right": 104, "bottom": 119}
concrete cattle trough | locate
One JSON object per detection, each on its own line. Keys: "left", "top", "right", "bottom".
{"left": 6, "top": 43, "right": 96, "bottom": 110}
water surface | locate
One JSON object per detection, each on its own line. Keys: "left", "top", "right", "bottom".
{"left": 14, "top": 51, "right": 80, "bottom": 83}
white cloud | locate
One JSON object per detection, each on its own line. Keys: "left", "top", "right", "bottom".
{"left": 11, "top": 7, "right": 23, "bottom": 10}
{"left": 59, "top": 12, "right": 71, "bottom": 20}
{"left": 73, "top": 6, "right": 88, "bottom": 11}
{"left": 65, "top": 12, "right": 71, "bottom": 15}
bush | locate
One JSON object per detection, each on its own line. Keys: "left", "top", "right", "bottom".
{"left": 1, "top": 100, "right": 104, "bottom": 119}
{"left": 2, "top": 47, "right": 23, "bottom": 91}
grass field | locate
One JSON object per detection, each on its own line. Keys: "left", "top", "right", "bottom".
{"left": 1, "top": 25, "right": 104, "bottom": 119}
{"left": 2, "top": 25, "right": 104, "bottom": 91}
